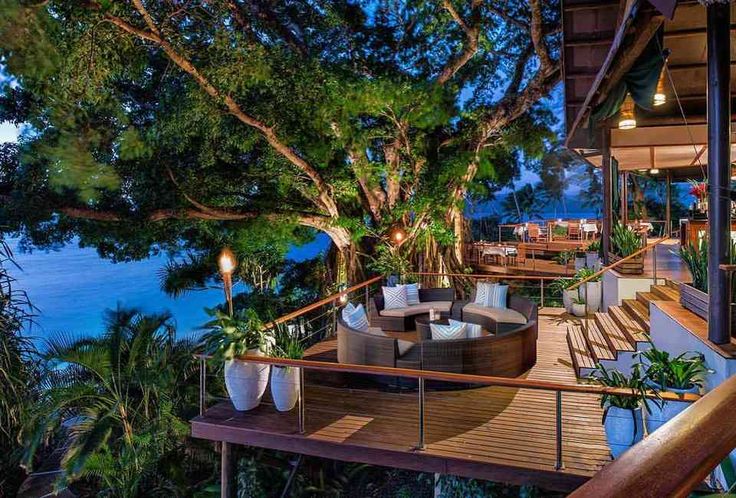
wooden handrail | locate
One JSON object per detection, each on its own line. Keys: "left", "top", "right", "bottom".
{"left": 263, "top": 276, "right": 382, "bottom": 328}
{"left": 568, "top": 237, "right": 670, "bottom": 290}
{"left": 569, "top": 374, "right": 736, "bottom": 498}
{"left": 196, "top": 353, "right": 699, "bottom": 403}
{"left": 411, "top": 272, "right": 560, "bottom": 281}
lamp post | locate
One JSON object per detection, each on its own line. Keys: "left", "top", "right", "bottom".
{"left": 218, "top": 248, "right": 237, "bottom": 317}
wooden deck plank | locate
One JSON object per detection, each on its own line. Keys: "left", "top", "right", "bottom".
{"left": 191, "top": 310, "right": 611, "bottom": 492}
{"left": 622, "top": 299, "right": 650, "bottom": 337}
{"left": 581, "top": 321, "right": 616, "bottom": 362}
{"left": 602, "top": 308, "right": 639, "bottom": 351}
{"left": 651, "top": 284, "right": 679, "bottom": 301}
{"left": 566, "top": 325, "right": 596, "bottom": 374}
{"left": 635, "top": 291, "right": 656, "bottom": 309}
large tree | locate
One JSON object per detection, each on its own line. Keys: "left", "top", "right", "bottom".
{"left": 0, "top": 0, "right": 560, "bottom": 282}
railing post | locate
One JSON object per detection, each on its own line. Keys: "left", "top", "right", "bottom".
{"left": 540, "top": 279, "right": 544, "bottom": 308}
{"left": 199, "top": 356, "right": 206, "bottom": 416}
{"left": 417, "top": 377, "right": 426, "bottom": 451}
{"left": 298, "top": 367, "right": 305, "bottom": 434}
{"left": 652, "top": 243, "right": 658, "bottom": 284}
{"left": 555, "top": 390, "right": 563, "bottom": 470}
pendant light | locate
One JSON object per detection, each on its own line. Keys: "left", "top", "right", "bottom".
{"left": 653, "top": 67, "right": 667, "bottom": 106}
{"left": 618, "top": 94, "right": 637, "bottom": 130}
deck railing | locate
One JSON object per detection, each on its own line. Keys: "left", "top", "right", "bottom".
{"left": 195, "top": 352, "right": 698, "bottom": 472}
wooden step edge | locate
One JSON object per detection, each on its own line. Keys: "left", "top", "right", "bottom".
{"left": 665, "top": 278, "right": 681, "bottom": 291}
{"left": 651, "top": 285, "right": 679, "bottom": 301}
{"left": 581, "top": 321, "right": 617, "bottom": 363}
{"left": 635, "top": 292, "right": 654, "bottom": 308}
{"left": 566, "top": 326, "right": 596, "bottom": 377}
{"left": 603, "top": 307, "right": 638, "bottom": 352}
{"left": 594, "top": 311, "right": 631, "bottom": 353}
{"left": 622, "top": 300, "right": 651, "bottom": 339}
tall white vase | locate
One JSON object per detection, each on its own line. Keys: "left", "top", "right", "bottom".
{"left": 583, "top": 281, "right": 602, "bottom": 313}
{"left": 562, "top": 288, "right": 579, "bottom": 313}
{"left": 271, "top": 366, "right": 301, "bottom": 412}
{"left": 224, "top": 349, "right": 270, "bottom": 411}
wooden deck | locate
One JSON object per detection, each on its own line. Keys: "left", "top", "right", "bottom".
{"left": 191, "top": 309, "right": 611, "bottom": 492}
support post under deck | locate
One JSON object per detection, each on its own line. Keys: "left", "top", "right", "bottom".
{"left": 601, "top": 128, "right": 613, "bottom": 265}
{"left": 707, "top": 1, "right": 731, "bottom": 345}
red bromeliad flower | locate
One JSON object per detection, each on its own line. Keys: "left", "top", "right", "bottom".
{"left": 689, "top": 180, "right": 707, "bottom": 200}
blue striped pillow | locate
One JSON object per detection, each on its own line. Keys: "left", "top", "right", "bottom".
{"left": 382, "top": 286, "right": 409, "bottom": 310}
{"left": 449, "top": 319, "right": 483, "bottom": 338}
{"left": 490, "top": 284, "right": 508, "bottom": 309}
{"left": 398, "top": 283, "right": 420, "bottom": 305}
{"left": 341, "top": 302, "right": 356, "bottom": 323}
{"left": 346, "top": 303, "right": 369, "bottom": 331}
{"left": 430, "top": 321, "right": 467, "bottom": 341}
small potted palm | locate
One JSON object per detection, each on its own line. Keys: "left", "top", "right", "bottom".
{"left": 201, "top": 308, "right": 271, "bottom": 411}
{"left": 551, "top": 277, "right": 577, "bottom": 312}
{"left": 585, "top": 240, "right": 601, "bottom": 270}
{"left": 610, "top": 223, "right": 644, "bottom": 275}
{"left": 270, "top": 321, "right": 306, "bottom": 412}
{"left": 574, "top": 267, "right": 602, "bottom": 313}
{"left": 591, "top": 363, "right": 655, "bottom": 458}
{"left": 637, "top": 344, "right": 711, "bottom": 433}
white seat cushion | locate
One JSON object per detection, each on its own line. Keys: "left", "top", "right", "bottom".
{"left": 379, "top": 301, "right": 453, "bottom": 318}
{"left": 462, "top": 303, "right": 527, "bottom": 324}
{"left": 430, "top": 321, "right": 467, "bottom": 340}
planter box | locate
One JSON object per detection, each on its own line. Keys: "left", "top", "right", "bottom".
{"left": 610, "top": 253, "right": 644, "bottom": 275}
{"left": 679, "top": 282, "right": 736, "bottom": 325}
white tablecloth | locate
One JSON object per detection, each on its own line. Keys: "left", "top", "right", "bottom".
{"left": 482, "top": 246, "right": 518, "bottom": 257}
{"left": 582, "top": 223, "right": 598, "bottom": 234}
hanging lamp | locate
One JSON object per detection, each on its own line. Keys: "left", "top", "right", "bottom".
{"left": 653, "top": 67, "right": 667, "bottom": 106}
{"left": 618, "top": 94, "right": 637, "bottom": 130}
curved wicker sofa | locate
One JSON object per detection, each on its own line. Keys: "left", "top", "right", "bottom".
{"left": 368, "top": 287, "right": 459, "bottom": 331}
{"left": 338, "top": 295, "right": 538, "bottom": 380}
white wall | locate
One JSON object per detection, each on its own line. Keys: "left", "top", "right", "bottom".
{"left": 601, "top": 271, "right": 664, "bottom": 311}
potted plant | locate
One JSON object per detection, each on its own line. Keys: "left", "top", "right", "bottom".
{"left": 269, "top": 322, "right": 306, "bottom": 412}
{"left": 555, "top": 250, "right": 576, "bottom": 276}
{"left": 201, "top": 308, "right": 271, "bottom": 411}
{"left": 574, "top": 267, "right": 602, "bottom": 313}
{"left": 591, "top": 364, "right": 655, "bottom": 458}
{"left": 586, "top": 240, "right": 601, "bottom": 270}
{"left": 677, "top": 238, "right": 736, "bottom": 323}
{"left": 636, "top": 344, "right": 711, "bottom": 433}
{"left": 574, "top": 250, "right": 586, "bottom": 271}
{"left": 551, "top": 277, "right": 577, "bottom": 312}
{"left": 610, "top": 223, "right": 644, "bottom": 275}
{"left": 571, "top": 297, "right": 587, "bottom": 317}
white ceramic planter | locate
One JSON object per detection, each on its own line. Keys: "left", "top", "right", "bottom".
{"left": 604, "top": 406, "right": 644, "bottom": 458}
{"left": 645, "top": 384, "right": 698, "bottom": 434}
{"left": 224, "top": 349, "right": 270, "bottom": 411}
{"left": 271, "top": 366, "right": 301, "bottom": 412}
{"left": 582, "top": 281, "right": 602, "bottom": 313}
{"left": 586, "top": 252, "right": 600, "bottom": 270}
{"left": 562, "top": 288, "right": 579, "bottom": 313}
{"left": 574, "top": 256, "right": 586, "bottom": 271}
{"left": 571, "top": 303, "right": 587, "bottom": 317}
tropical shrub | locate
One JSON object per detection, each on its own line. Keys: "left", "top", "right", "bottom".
{"left": 636, "top": 345, "right": 711, "bottom": 391}
{"left": 590, "top": 363, "right": 658, "bottom": 418}
{"left": 610, "top": 223, "right": 642, "bottom": 257}
{"left": 0, "top": 239, "right": 38, "bottom": 496}
{"left": 22, "top": 308, "right": 209, "bottom": 496}
{"left": 586, "top": 239, "right": 601, "bottom": 253}
{"left": 678, "top": 239, "right": 709, "bottom": 293}
{"left": 367, "top": 244, "right": 414, "bottom": 281}
{"left": 270, "top": 321, "right": 305, "bottom": 360}
{"left": 201, "top": 308, "right": 270, "bottom": 361}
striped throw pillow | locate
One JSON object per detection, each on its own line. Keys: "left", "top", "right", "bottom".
{"left": 345, "top": 303, "right": 370, "bottom": 331}
{"left": 341, "top": 302, "right": 356, "bottom": 323}
{"left": 382, "top": 286, "right": 409, "bottom": 310}
{"left": 430, "top": 321, "right": 467, "bottom": 341}
{"left": 449, "top": 319, "right": 483, "bottom": 338}
{"left": 474, "top": 282, "right": 497, "bottom": 306}
{"left": 398, "top": 283, "right": 420, "bottom": 305}
{"left": 489, "top": 284, "right": 508, "bottom": 309}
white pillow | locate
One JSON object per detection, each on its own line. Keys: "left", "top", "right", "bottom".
{"left": 397, "top": 283, "right": 420, "bottom": 306}
{"left": 345, "top": 303, "right": 369, "bottom": 331}
{"left": 430, "top": 321, "right": 467, "bottom": 341}
{"left": 474, "top": 282, "right": 497, "bottom": 306}
{"left": 341, "top": 302, "right": 356, "bottom": 323}
{"left": 449, "top": 319, "right": 483, "bottom": 338}
{"left": 382, "top": 286, "right": 409, "bottom": 310}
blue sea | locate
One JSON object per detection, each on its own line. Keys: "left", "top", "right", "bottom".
{"left": 7, "top": 234, "right": 331, "bottom": 345}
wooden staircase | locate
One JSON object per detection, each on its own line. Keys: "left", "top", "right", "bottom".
{"left": 566, "top": 280, "right": 681, "bottom": 377}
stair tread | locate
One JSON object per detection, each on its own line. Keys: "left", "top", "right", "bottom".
{"left": 567, "top": 325, "right": 596, "bottom": 373}
{"left": 651, "top": 284, "right": 680, "bottom": 301}
{"left": 636, "top": 292, "right": 656, "bottom": 308}
{"left": 581, "top": 321, "right": 617, "bottom": 362}
{"left": 622, "top": 299, "right": 650, "bottom": 340}
{"left": 596, "top": 309, "right": 636, "bottom": 352}
{"left": 665, "top": 279, "right": 681, "bottom": 291}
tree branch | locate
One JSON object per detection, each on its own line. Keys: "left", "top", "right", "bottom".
{"left": 436, "top": 0, "right": 483, "bottom": 85}
{"left": 105, "top": 3, "right": 338, "bottom": 218}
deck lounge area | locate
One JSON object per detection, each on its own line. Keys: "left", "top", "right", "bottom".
{"left": 191, "top": 308, "right": 611, "bottom": 492}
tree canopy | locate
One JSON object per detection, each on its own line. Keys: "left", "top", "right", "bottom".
{"left": 0, "top": 0, "right": 561, "bottom": 281}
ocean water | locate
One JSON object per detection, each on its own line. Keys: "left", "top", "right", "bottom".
{"left": 7, "top": 234, "right": 331, "bottom": 345}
